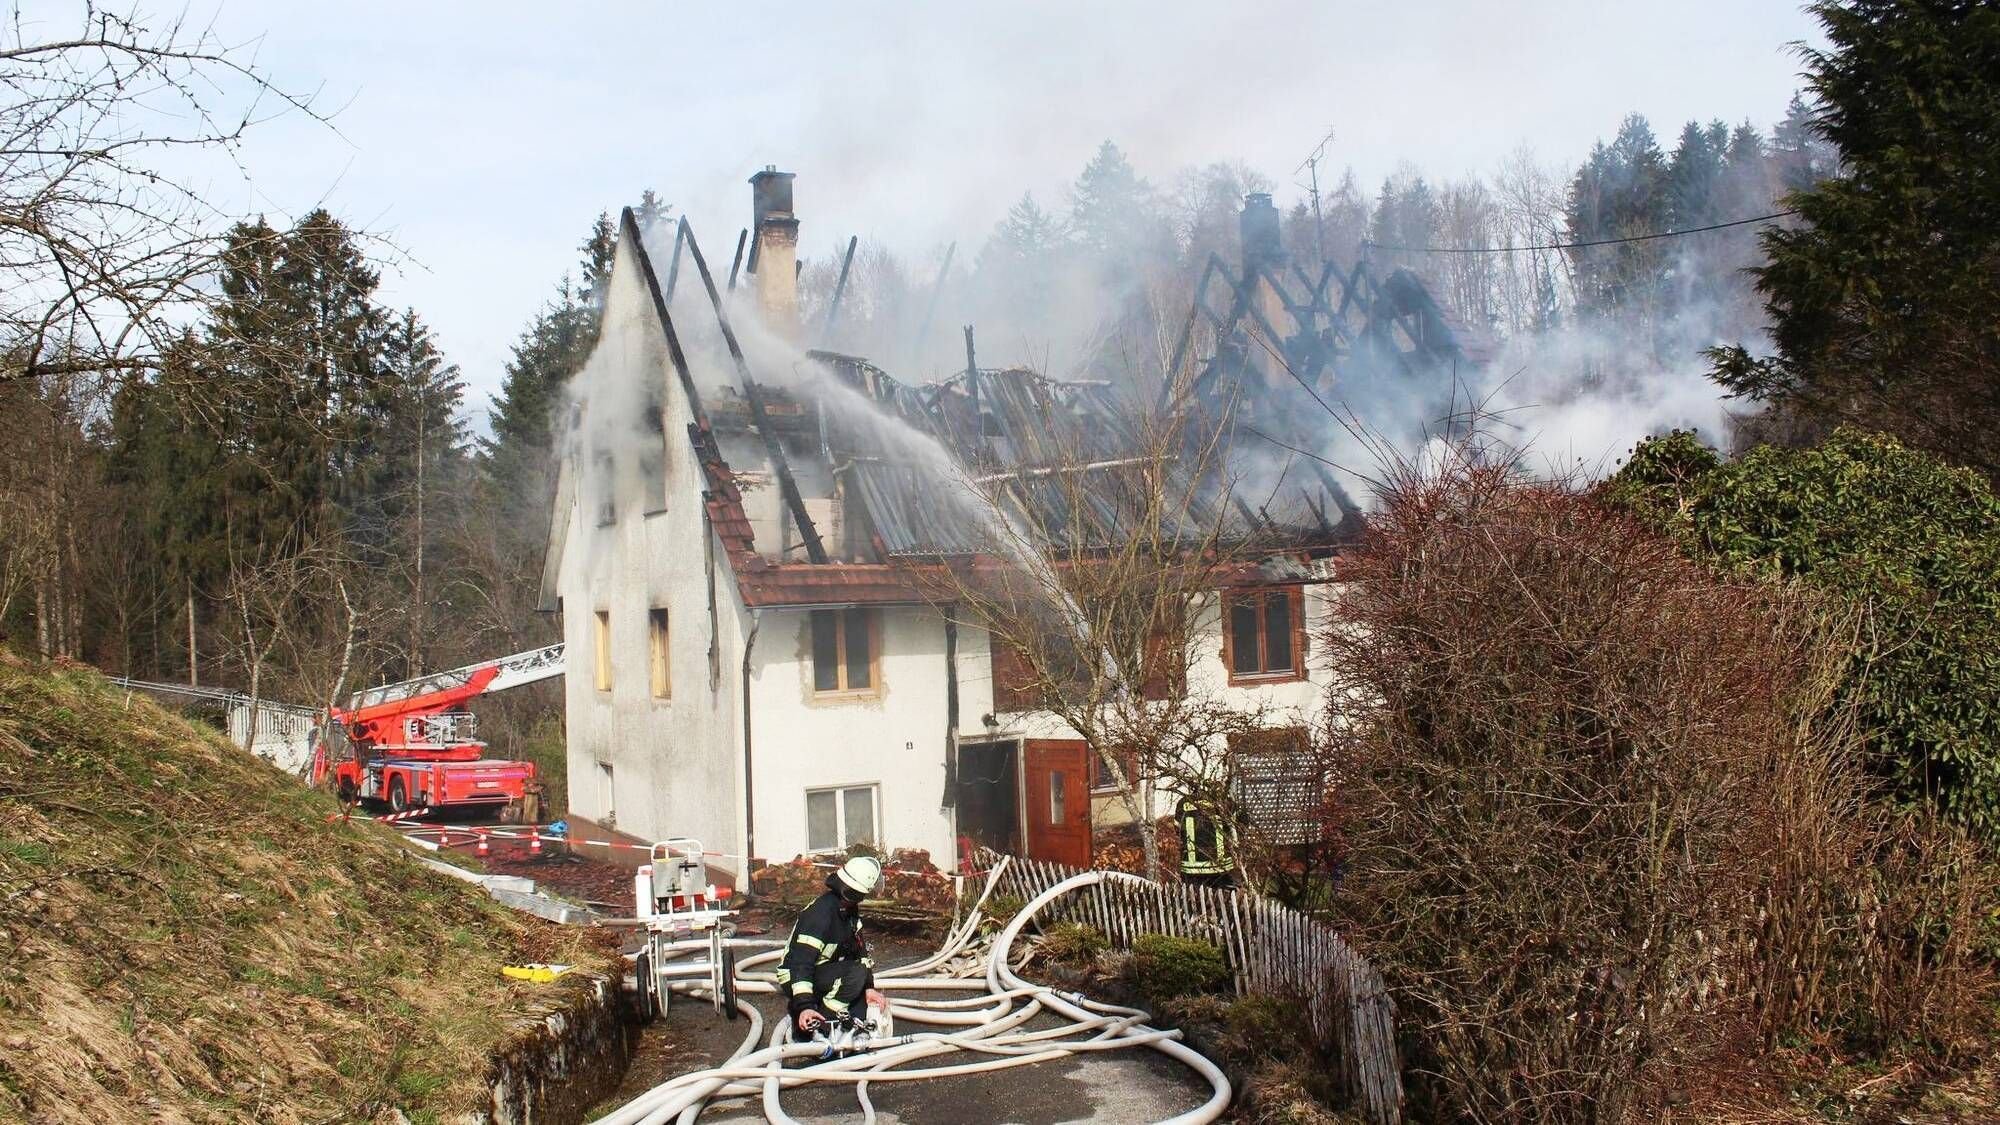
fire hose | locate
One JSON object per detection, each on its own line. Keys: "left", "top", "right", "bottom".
{"left": 594, "top": 866, "right": 1231, "bottom": 1125}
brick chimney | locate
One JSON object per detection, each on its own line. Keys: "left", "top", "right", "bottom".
{"left": 1239, "top": 192, "right": 1284, "bottom": 274}
{"left": 1239, "top": 193, "right": 1293, "bottom": 389}
{"left": 749, "top": 167, "right": 799, "bottom": 337}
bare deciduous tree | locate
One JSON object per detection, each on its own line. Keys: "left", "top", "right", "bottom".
{"left": 906, "top": 382, "right": 1316, "bottom": 880}
{"left": 0, "top": 1, "right": 326, "bottom": 389}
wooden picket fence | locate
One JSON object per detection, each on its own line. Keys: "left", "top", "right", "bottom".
{"left": 984, "top": 851, "right": 1402, "bottom": 1124}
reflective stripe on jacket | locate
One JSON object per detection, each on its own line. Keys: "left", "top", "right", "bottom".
{"left": 1178, "top": 796, "right": 1233, "bottom": 876}
{"left": 775, "top": 889, "right": 875, "bottom": 999}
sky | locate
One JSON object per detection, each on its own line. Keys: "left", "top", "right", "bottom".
{"left": 38, "top": 0, "right": 1828, "bottom": 424}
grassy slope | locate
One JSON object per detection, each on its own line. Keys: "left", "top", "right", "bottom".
{"left": 0, "top": 653, "right": 609, "bottom": 1124}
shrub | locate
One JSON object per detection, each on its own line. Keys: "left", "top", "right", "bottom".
{"left": 979, "top": 892, "right": 1026, "bottom": 924}
{"left": 1605, "top": 427, "right": 2000, "bottom": 840}
{"left": 1038, "top": 921, "right": 1108, "bottom": 965}
{"left": 1324, "top": 460, "right": 1859, "bottom": 1122}
{"left": 1129, "top": 933, "right": 1229, "bottom": 1001}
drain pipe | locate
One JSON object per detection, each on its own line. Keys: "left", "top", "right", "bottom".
{"left": 741, "top": 610, "right": 761, "bottom": 869}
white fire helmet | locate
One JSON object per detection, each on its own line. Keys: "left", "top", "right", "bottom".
{"left": 835, "top": 855, "right": 883, "bottom": 896}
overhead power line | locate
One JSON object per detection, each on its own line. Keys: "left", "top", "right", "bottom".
{"left": 1363, "top": 209, "right": 1799, "bottom": 255}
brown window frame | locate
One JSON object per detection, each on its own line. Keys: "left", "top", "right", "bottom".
{"left": 1222, "top": 586, "right": 1307, "bottom": 685}
{"left": 810, "top": 608, "right": 880, "bottom": 697}
{"left": 1087, "top": 743, "right": 1142, "bottom": 794}
{"left": 648, "top": 606, "right": 671, "bottom": 700}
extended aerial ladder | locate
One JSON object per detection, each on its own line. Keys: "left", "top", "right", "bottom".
{"left": 312, "top": 644, "right": 565, "bottom": 818}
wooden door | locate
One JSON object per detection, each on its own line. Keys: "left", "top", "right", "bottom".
{"left": 1023, "top": 740, "right": 1091, "bottom": 867}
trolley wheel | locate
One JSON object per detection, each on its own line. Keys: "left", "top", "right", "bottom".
{"left": 633, "top": 948, "right": 657, "bottom": 1024}
{"left": 387, "top": 776, "right": 409, "bottom": 812}
{"left": 721, "top": 945, "right": 738, "bottom": 1019}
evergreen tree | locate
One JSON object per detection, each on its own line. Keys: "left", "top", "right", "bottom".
{"left": 1713, "top": 0, "right": 2000, "bottom": 480}
{"left": 1565, "top": 114, "right": 1670, "bottom": 326}
{"left": 1665, "top": 120, "right": 1728, "bottom": 230}
{"left": 973, "top": 193, "right": 1070, "bottom": 334}
{"left": 1069, "top": 141, "right": 1156, "bottom": 264}
{"left": 1770, "top": 91, "right": 1839, "bottom": 192}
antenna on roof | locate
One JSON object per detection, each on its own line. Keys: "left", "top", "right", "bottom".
{"left": 1294, "top": 127, "right": 1337, "bottom": 268}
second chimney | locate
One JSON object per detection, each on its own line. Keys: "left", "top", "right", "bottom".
{"left": 749, "top": 166, "right": 800, "bottom": 338}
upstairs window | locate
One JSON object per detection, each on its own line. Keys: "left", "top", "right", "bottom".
{"left": 593, "top": 610, "right": 612, "bottom": 692}
{"left": 1226, "top": 587, "right": 1304, "bottom": 683}
{"left": 648, "top": 607, "right": 671, "bottom": 699}
{"left": 642, "top": 391, "right": 668, "bottom": 515}
{"left": 811, "top": 608, "right": 876, "bottom": 695}
{"left": 593, "top": 451, "right": 617, "bottom": 526}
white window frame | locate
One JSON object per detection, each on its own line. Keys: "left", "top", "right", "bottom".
{"left": 804, "top": 783, "right": 881, "bottom": 854}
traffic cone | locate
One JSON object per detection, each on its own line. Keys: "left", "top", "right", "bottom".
{"left": 476, "top": 831, "right": 490, "bottom": 858}
{"left": 529, "top": 831, "right": 542, "bottom": 856}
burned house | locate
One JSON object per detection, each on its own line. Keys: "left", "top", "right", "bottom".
{"left": 540, "top": 170, "right": 1479, "bottom": 880}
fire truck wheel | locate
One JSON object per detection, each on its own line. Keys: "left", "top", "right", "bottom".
{"left": 633, "top": 949, "right": 657, "bottom": 1023}
{"left": 336, "top": 777, "right": 357, "bottom": 804}
{"left": 721, "top": 946, "right": 737, "bottom": 1019}
{"left": 388, "top": 777, "right": 409, "bottom": 812}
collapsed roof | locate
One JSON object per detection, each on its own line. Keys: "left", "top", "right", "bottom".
{"left": 544, "top": 173, "right": 1486, "bottom": 610}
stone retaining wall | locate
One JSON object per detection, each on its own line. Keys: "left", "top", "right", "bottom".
{"left": 477, "top": 971, "right": 636, "bottom": 1125}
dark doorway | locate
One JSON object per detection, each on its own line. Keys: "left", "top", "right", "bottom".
{"left": 956, "top": 740, "right": 1020, "bottom": 855}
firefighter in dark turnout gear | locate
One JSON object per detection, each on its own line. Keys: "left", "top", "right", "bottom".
{"left": 778, "top": 855, "right": 885, "bottom": 1038}
{"left": 1177, "top": 792, "right": 1236, "bottom": 889}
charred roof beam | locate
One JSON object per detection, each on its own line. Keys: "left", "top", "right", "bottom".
{"left": 678, "top": 216, "right": 829, "bottom": 564}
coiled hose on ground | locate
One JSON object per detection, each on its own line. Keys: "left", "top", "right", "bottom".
{"left": 592, "top": 861, "right": 1231, "bottom": 1125}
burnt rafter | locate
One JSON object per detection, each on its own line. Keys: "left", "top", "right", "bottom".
{"left": 679, "top": 215, "right": 830, "bottom": 564}
{"left": 623, "top": 208, "right": 711, "bottom": 436}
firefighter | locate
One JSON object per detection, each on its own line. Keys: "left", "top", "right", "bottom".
{"left": 1177, "top": 790, "right": 1237, "bottom": 889}
{"left": 777, "top": 855, "right": 886, "bottom": 1040}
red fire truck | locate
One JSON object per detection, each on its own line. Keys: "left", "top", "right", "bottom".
{"left": 311, "top": 644, "right": 564, "bottom": 818}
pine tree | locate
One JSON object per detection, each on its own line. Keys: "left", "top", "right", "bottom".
{"left": 1713, "top": 0, "right": 2000, "bottom": 480}
{"left": 1566, "top": 114, "right": 1670, "bottom": 326}
{"left": 1771, "top": 92, "right": 1839, "bottom": 192}
{"left": 1069, "top": 141, "right": 1155, "bottom": 262}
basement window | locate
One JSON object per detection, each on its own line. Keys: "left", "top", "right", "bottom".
{"left": 593, "top": 610, "right": 612, "bottom": 692}
{"left": 806, "top": 783, "right": 879, "bottom": 852}
{"left": 810, "top": 608, "right": 876, "bottom": 695}
{"left": 648, "top": 607, "right": 670, "bottom": 699}
{"left": 1225, "top": 587, "right": 1305, "bottom": 684}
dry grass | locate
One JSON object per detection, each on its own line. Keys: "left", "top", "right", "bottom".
{"left": 0, "top": 651, "right": 612, "bottom": 1123}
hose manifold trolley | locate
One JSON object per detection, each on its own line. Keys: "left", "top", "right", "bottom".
{"left": 630, "top": 837, "right": 737, "bottom": 1021}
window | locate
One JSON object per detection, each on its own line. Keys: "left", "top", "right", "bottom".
{"left": 598, "top": 761, "right": 616, "bottom": 824}
{"left": 1048, "top": 770, "right": 1067, "bottom": 824}
{"left": 642, "top": 392, "right": 668, "bottom": 515}
{"left": 989, "top": 633, "right": 1090, "bottom": 712}
{"left": 593, "top": 610, "right": 612, "bottom": 691}
{"left": 806, "top": 784, "right": 879, "bottom": 852}
{"left": 594, "top": 451, "right": 617, "bottom": 526}
{"left": 810, "top": 608, "right": 876, "bottom": 694}
{"left": 1229, "top": 728, "right": 1323, "bottom": 845}
{"left": 648, "top": 607, "right": 671, "bottom": 699}
{"left": 1225, "top": 587, "right": 1304, "bottom": 683}
{"left": 1088, "top": 744, "right": 1142, "bottom": 793}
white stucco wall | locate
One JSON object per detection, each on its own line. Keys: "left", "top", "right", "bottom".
{"left": 554, "top": 228, "right": 1345, "bottom": 877}
{"left": 964, "top": 581, "right": 1341, "bottom": 828}
{"left": 557, "top": 231, "right": 752, "bottom": 876}
{"left": 743, "top": 605, "right": 961, "bottom": 864}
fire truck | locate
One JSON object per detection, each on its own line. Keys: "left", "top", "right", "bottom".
{"left": 311, "top": 644, "right": 565, "bottom": 818}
